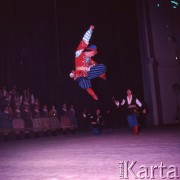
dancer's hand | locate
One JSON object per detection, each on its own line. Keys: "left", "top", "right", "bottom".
{"left": 90, "top": 25, "right": 95, "bottom": 30}
{"left": 128, "top": 105, "right": 136, "bottom": 109}
{"left": 142, "top": 109, "right": 147, "bottom": 114}
{"left": 112, "top": 97, "right": 119, "bottom": 108}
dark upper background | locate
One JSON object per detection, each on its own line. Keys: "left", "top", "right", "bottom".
{"left": 0, "top": 0, "right": 143, "bottom": 114}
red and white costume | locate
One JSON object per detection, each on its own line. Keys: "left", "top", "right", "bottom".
{"left": 70, "top": 26, "right": 107, "bottom": 100}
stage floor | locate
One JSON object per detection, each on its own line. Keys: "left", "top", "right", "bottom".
{"left": 0, "top": 126, "right": 180, "bottom": 180}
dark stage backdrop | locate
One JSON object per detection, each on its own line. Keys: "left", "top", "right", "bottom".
{"left": 0, "top": 0, "right": 144, "bottom": 127}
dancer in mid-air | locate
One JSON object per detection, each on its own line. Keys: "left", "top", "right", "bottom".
{"left": 69, "top": 25, "right": 106, "bottom": 100}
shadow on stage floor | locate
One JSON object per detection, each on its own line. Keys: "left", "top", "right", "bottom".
{"left": 0, "top": 125, "right": 180, "bottom": 180}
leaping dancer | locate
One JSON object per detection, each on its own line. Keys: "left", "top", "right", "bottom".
{"left": 69, "top": 25, "right": 107, "bottom": 100}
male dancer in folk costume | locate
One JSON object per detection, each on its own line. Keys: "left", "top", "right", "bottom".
{"left": 69, "top": 25, "right": 107, "bottom": 101}
{"left": 113, "top": 89, "right": 146, "bottom": 134}
{"left": 83, "top": 108, "right": 104, "bottom": 135}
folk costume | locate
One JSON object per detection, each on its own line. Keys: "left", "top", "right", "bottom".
{"left": 12, "top": 107, "right": 25, "bottom": 136}
{"left": 31, "top": 106, "right": 42, "bottom": 133}
{"left": 22, "top": 106, "right": 33, "bottom": 136}
{"left": 59, "top": 104, "right": 72, "bottom": 134}
{"left": 83, "top": 109, "right": 104, "bottom": 135}
{"left": 41, "top": 105, "right": 50, "bottom": 133}
{"left": 0, "top": 106, "right": 13, "bottom": 137}
{"left": 115, "top": 90, "right": 146, "bottom": 134}
{"left": 70, "top": 25, "right": 106, "bottom": 100}
{"left": 49, "top": 105, "right": 60, "bottom": 132}
{"left": 68, "top": 105, "right": 78, "bottom": 133}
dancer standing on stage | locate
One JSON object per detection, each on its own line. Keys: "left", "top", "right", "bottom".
{"left": 68, "top": 104, "right": 78, "bottom": 133}
{"left": 59, "top": 103, "right": 72, "bottom": 134}
{"left": 113, "top": 89, "right": 146, "bottom": 134}
{"left": 69, "top": 25, "right": 107, "bottom": 101}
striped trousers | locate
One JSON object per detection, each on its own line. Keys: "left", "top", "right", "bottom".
{"left": 77, "top": 64, "right": 106, "bottom": 89}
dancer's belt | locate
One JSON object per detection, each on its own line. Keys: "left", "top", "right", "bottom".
{"left": 76, "top": 67, "right": 89, "bottom": 71}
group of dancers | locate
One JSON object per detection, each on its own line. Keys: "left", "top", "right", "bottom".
{"left": 70, "top": 25, "right": 147, "bottom": 135}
